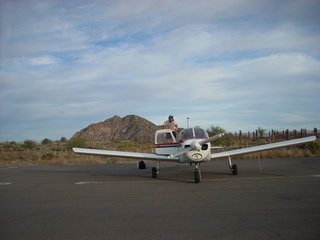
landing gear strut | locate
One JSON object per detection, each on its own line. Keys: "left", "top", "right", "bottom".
{"left": 194, "top": 164, "right": 201, "bottom": 183}
{"left": 228, "top": 156, "right": 238, "bottom": 175}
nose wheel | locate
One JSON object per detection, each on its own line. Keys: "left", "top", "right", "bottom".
{"left": 194, "top": 164, "right": 201, "bottom": 183}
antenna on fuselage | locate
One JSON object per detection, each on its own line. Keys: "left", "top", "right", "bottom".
{"left": 187, "top": 117, "right": 190, "bottom": 128}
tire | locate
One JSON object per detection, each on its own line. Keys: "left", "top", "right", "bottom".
{"left": 194, "top": 170, "right": 201, "bottom": 183}
{"left": 152, "top": 167, "right": 158, "bottom": 178}
{"left": 138, "top": 161, "right": 146, "bottom": 169}
{"left": 232, "top": 164, "right": 238, "bottom": 175}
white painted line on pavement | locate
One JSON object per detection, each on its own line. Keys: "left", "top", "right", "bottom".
{"left": 0, "top": 182, "right": 12, "bottom": 185}
{"left": 0, "top": 167, "right": 18, "bottom": 171}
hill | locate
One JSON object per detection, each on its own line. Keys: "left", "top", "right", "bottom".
{"left": 71, "top": 115, "right": 160, "bottom": 142}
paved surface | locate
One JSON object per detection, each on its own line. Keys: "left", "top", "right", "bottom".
{"left": 1, "top": 157, "right": 320, "bottom": 240}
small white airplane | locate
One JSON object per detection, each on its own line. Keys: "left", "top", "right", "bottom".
{"left": 73, "top": 126, "right": 316, "bottom": 183}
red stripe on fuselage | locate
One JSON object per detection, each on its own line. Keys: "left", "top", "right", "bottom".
{"left": 155, "top": 143, "right": 180, "bottom": 148}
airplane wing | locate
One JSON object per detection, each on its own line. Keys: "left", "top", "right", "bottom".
{"left": 210, "top": 136, "right": 316, "bottom": 159}
{"left": 73, "top": 148, "right": 180, "bottom": 162}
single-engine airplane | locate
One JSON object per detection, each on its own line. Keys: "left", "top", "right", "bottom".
{"left": 73, "top": 126, "right": 316, "bottom": 183}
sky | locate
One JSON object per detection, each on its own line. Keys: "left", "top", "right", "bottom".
{"left": 0, "top": 0, "right": 319, "bottom": 142}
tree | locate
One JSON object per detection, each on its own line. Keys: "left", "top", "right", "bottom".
{"left": 23, "top": 139, "right": 37, "bottom": 149}
{"left": 206, "top": 126, "right": 234, "bottom": 146}
{"left": 207, "top": 126, "right": 226, "bottom": 136}
{"left": 257, "top": 126, "right": 266, "bottom": 138}
{"left": 41, "top": 138, "right": 52, "bottom": 145}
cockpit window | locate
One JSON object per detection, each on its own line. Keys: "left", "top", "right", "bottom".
{"left": 180, "top": 128, "right": 193, "bottom": 139}
{"left": 194, "top": 128, "right": 209, "bottom": 138}
{"left": 180, "top": 128, "right": 208, "bottom": 141}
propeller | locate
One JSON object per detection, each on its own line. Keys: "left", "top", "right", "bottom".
{"left": 170, "top": 133, "right": 224, "bottom": 158}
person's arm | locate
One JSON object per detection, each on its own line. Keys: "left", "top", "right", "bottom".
{"left": 174, "top": 121, "right": 178, "bottom": 131}
{"left": 162, "top": 121, "right": 167, "bottom": 129}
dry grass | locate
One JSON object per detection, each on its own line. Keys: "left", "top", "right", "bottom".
{"left": 0, "top": 141, "right": 154, "bottom": 166}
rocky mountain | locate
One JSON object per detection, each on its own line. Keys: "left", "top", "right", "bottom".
{"left": 71, "top": 115, "right": 160, "bottom": 142}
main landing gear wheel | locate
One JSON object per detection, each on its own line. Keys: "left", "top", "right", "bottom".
{"left": 231, "top": 164, "right": 238, "bottom": 175}
{"left": 152, "top": 167, "right": 158, "bottom": 178}
{"left": 137, "top": 161, "right": 146, "bottom": 169}
{"left": 228, "top": 156, "right": 238, "bottom": 175}
{"left": 152, "top": 161, "right": 160, "bottom": 179}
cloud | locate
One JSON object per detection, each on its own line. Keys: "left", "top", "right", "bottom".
{"left": 0, "top": 0, "right": 319, "bottom": 142}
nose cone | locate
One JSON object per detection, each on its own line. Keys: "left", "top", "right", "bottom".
{"left": 191, "top": 141, "right": 201, "bottom": 151}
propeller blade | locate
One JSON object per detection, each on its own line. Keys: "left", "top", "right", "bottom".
{"left": 170, "top": 145, "right": 194, "bottom": 158}
{"left": 199, "top": 133, "right": 224, "bottom": 145}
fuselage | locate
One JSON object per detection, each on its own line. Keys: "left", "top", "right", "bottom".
{"left": 155, "top": 127, "right": 212, "bottom": 163}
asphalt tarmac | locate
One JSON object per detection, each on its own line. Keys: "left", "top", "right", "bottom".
{"left": 1, "top": 157, "right": 319, "bottom": 240}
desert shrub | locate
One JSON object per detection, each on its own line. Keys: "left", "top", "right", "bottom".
{"left": 41, "top": 138, "right": 52, "bottom": 145}
{"left": 307, "top": 141, "right": 320, "bottom": 154}
{"left": 41, "top": 152, "right": 55, "bottom": 159}
{"left": 67, "top": 138, "right": 87, "bottom": 149}
{"left": 50, "top": 146, "right": 63, "bottom": 151}
{"left": 113, "top": 139, "right": 121, "bottom": 144}
{"left": 207, "top": 126, "right": 235, "bottom": 146}
{"left": 257, "top": 126, "right": 266, "bottom": 138}
{"left": 2, "top": 141, "right": 18, "bottom": 151}
{"left": 23, "top": 140, "right": 37, "bottom": 149}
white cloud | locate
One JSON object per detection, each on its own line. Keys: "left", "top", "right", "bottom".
{"left": 29, "top": 56, "right": 59, "bottom": 65}
{"left": 7, "top": 55, "right": 61, "bottom": 67}
{"left": 0, "top": 0, "right": 319, "bottom": 142}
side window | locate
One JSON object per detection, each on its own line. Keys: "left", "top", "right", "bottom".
{"left": 156, "top": 131, "right": 176, "bottom": 144}
{"left": 156, "top": 133, "right": 167, "bottom": 144}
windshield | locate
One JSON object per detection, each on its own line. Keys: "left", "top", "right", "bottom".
{"left": 180, "top": 128, "right": 208, "bottom": 140}
{"left": 194, "top": 128, "right": 209, "bottom": 138}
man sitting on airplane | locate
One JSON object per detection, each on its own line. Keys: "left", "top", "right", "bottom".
{"left": 163, "top": 115, "right": 178, "bottom": 142}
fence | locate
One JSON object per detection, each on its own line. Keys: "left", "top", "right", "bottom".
{"left": 233, "top": 128, "right": 318, "bottom": 141}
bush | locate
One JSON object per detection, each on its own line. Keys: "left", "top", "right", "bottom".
{"left": 113, "top": 139, "right": 121, "bottom": 144}
{"left": 67, "top": 138, "right": 87, "bottom": 149}
{"left": 23, "top": 140, "right": 37, "bottom": 149}
{"left": 257, "top": 126, "right": 266, "bottom": 138}
{"left": 307, "top": 141, "right": 320, "bottom": 154}
{"left": 41, "top": 138, "right": 52, "bottom": 145}
{"left": 207, "top": 126, "right": 235, "bottom": 146}
{"left": 2, "top": 141, "right": 18, "bottom": 151}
